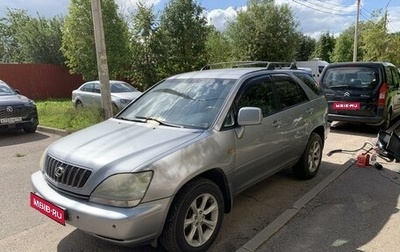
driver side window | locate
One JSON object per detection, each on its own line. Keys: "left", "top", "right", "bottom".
{"left": 237, "top": 77, "right": 277, "bottom": 117}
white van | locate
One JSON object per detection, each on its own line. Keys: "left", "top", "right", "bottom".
{"left": 296, "top": 58, "right": 329, "bottom": 82}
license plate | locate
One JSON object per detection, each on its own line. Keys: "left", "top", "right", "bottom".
{"left": 332, "top": 102, "right": 360, "bottom": 110}
{"left": 0, "top": 117, "right": 22, "bottom": 124}
{"left": 30, "top": 192, "right": 66, "bottom": 225}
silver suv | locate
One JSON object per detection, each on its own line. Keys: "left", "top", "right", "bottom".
{"left": 31, "top": 62, "right": 329, "bottom": 251}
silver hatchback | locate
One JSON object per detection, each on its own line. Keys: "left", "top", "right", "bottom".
{"left": 31, "top": 63, "right": 329, "bottom": 251}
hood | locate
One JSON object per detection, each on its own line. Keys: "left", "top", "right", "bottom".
{"left": 47, "top": 118, "right": 203, "bottom": 174}
{"left": 0, "top": 94, "right": 32, "bottom": 106}
{"left": 111, "top": 91, "right": 142, "bottom": 101}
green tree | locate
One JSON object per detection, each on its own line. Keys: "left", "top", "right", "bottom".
{"left": 61, "top": 0, "right": 131, "bottom": 80}
{"left": 360, "top": 11, "right": 387, "bottom": 62}
{"left": 295, "top": 34, "right": 316, "bottom": 61}
{"left": 205, "top": 28, "right": 233, "bottom": 64}
{"left": 331, "top": 26, "right": 359, "bottom": 62}
{"left": 0, "top": 9, "right": 30, "bottom": 63}
{"left": 20, "top": 15, "right": 65, "bottom": 65}
{"left": 0, "top": 9, "right": 65, "bottom": 64}
{"left": 386, "top": 32, "right": 400, "bottom": 66}
{"left": 313, "top": 32, "right": 335, "bottom": 62}
{"left": 128, "top": 1, "right": 159, "bottom": 90}
{"left": 226, "top": 0, "right": 299, "bottom": 61}
{"left": 157, "top": 0, "right": 209, "bottom": 76}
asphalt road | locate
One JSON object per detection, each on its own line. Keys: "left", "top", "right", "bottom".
{"left": 0, "top": 119, "right": 398, "bottom": 252}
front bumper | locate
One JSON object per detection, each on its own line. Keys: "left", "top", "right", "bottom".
{"left": 31, "top": 171, "right": 171, "bottom": 246}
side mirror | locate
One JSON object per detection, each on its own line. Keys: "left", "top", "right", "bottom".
{"left": 14, "top": 89, "right": 20, "bottom": 94}
{"left": 237, "top": 107, "right": 262, "bottom": 126}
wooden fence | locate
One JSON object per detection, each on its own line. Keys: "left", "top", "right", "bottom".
{"left": 0, "top": 64, "right": 84, "bottom": 100}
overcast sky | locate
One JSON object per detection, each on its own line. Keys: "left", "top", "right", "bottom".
{"left": 1, "top": 0, "right": 399, "bottom": 38}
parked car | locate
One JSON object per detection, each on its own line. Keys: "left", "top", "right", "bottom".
{"left": 0, "top": 80, "right": 38, "bottom": 133}
{"left": 319, "top": 62, "right": 400, "bottom": 129}
{"left": 31, "top": 62, "right": 329, "bottom": 251}
{"left": 72, "top": 80, "right": 142, "bottom": 113}
{"left": 296, "top": 58, "right": 329, "bottom": 82}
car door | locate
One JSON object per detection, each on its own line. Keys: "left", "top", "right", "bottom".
{"left": 271, "top": 73, "right": 313, "bottom": 163}
{"left": 231, "top": 75, "right": 288, "bottom": 193}
{"left": 91, "top": 83, "right": 102, "bottom": 107}
{"left": 79, "top": 82, "right": 95, "bottom": 106}
{"left": 389, "top": 66, "right": 400, "bottom": 117}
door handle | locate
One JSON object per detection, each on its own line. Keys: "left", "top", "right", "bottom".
{"left": 271, "top": 120, "right": 282, "bottom": 128}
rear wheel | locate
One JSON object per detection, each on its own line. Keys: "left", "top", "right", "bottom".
{"left": 160, "top": 178, "right": 224, "bottom": 252}
{"left": 292, "top": 132, "right": 323, "bottom": 179}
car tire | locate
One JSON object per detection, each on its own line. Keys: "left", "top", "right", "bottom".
{"left": 75, "top": 100, "right": 83, "bottom": 109}
{"left": 160, "top": 178, "right": 224, "bottom": 252}
{"left": 23, "top": 125, "right": 37, "bottom": 133}
{"left": 292, "top": 132, "right": 323, "bottom": 180}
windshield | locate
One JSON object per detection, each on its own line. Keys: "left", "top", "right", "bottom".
{"left": 321, "top": 66, "right": 379, "bottom": 90}
{"left": 0, "top": 83, "right": 16, "bottom": 96}
{"left": 111, "top": 82, "right": 137, "bottom": 93}
{"left": 117, "top": 78, "right": 236, "bottom": 129}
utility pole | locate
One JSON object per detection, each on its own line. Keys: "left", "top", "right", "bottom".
{"left": 91, "top": 0, "right": 113, "bottom": 119}
{"left": 384, "top": 0, "right": 392, "bottom": 32}
{"left": 353, "top": 0, "right": 360, "bottom": 62}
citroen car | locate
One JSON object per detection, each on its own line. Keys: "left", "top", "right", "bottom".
{"left": 319, "top": 62, "right": 400, "bottom": 129}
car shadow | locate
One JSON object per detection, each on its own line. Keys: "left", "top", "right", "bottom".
{"left": 0, "top": 130, "right": 50, "bottom": 147}
{"left": 330, "top": 116, "right": 400, "bottom": 138}
{"left": 261, "top": 163, "right": 400, "bottom": 252}
{"left": 329, "top": 122, "right": 382, "bottom": 137}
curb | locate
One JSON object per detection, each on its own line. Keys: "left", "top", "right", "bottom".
{"left": 235, "top": 159, "right": 355, "bottom": 252}
{"left": 37, "top": 125, "right": 69, "bottom": 136}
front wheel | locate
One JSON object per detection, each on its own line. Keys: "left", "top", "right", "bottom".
{"left": 160, "top": 178, "right": 224, "bottom": 252}
{"left": 23, "top": 124, "right": 37, "bottom": 133}
{"left": 292, "top": 132, "right": 323, "bottom": 180}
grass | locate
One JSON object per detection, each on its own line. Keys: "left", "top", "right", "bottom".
{"left": 36, "top": 99, "right": 104, "bottom": 132}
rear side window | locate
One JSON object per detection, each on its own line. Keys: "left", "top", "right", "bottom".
{"left": 322, "top": 66, "right": 379, "bottom": 90}
{"left": 390, "top": 67, "right": 400, "bottom": 89}
{"left": 81, "top": 83, "right": 93, "bottom": 92}
{"left": 293, "top": 72, "right": 323, "bottom": 95}
{"left": 271, "top": 74, "right": 309, "bottom": 109}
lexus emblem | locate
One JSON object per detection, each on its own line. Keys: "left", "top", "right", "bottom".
{"left": 6, "top": 106, "right": 13, "bottom": 113}
{"left": 54, "top": 167, "right": 65, "bottom": 178}
{"left": 344, "top": 92, "right": 350, "bottom": 97}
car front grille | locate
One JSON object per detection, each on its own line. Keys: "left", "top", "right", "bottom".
{"left": 0, "top": 104, "right": 35, "bottom": 119}
{"left": 45, "top": 156, "right": 92, "bottom": 188}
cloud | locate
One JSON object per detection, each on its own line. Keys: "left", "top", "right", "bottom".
{"left": 115, "top": 0, "right": 161, "bottom": 14}
{"left": 202, "top": 1, "right": 361, "bottom": 39}
{"left": 387, "top": 6, "right": 400, "bottom": 33}
{"left": 205, "top": 7, "right": 238, "bottom": 31}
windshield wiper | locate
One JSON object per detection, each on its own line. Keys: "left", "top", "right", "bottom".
{"left": 329, "top": 85, "right": 350, "bottom": 89}
{"left": 135, "top": 116, "right": 183, "bottom": 128}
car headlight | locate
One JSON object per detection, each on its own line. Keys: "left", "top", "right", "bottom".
{"left": 89, "top": 171, "right": 153, "bottom": 208}
{"left": 39, "top": 151, "right": 47, "bottom": 172}
{"left": 120, "top": 99, "right": 131, "bottom": 104}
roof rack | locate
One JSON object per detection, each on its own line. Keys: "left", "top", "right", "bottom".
{"left": 201, "top": 61, "right": 298, "bottom": 71}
